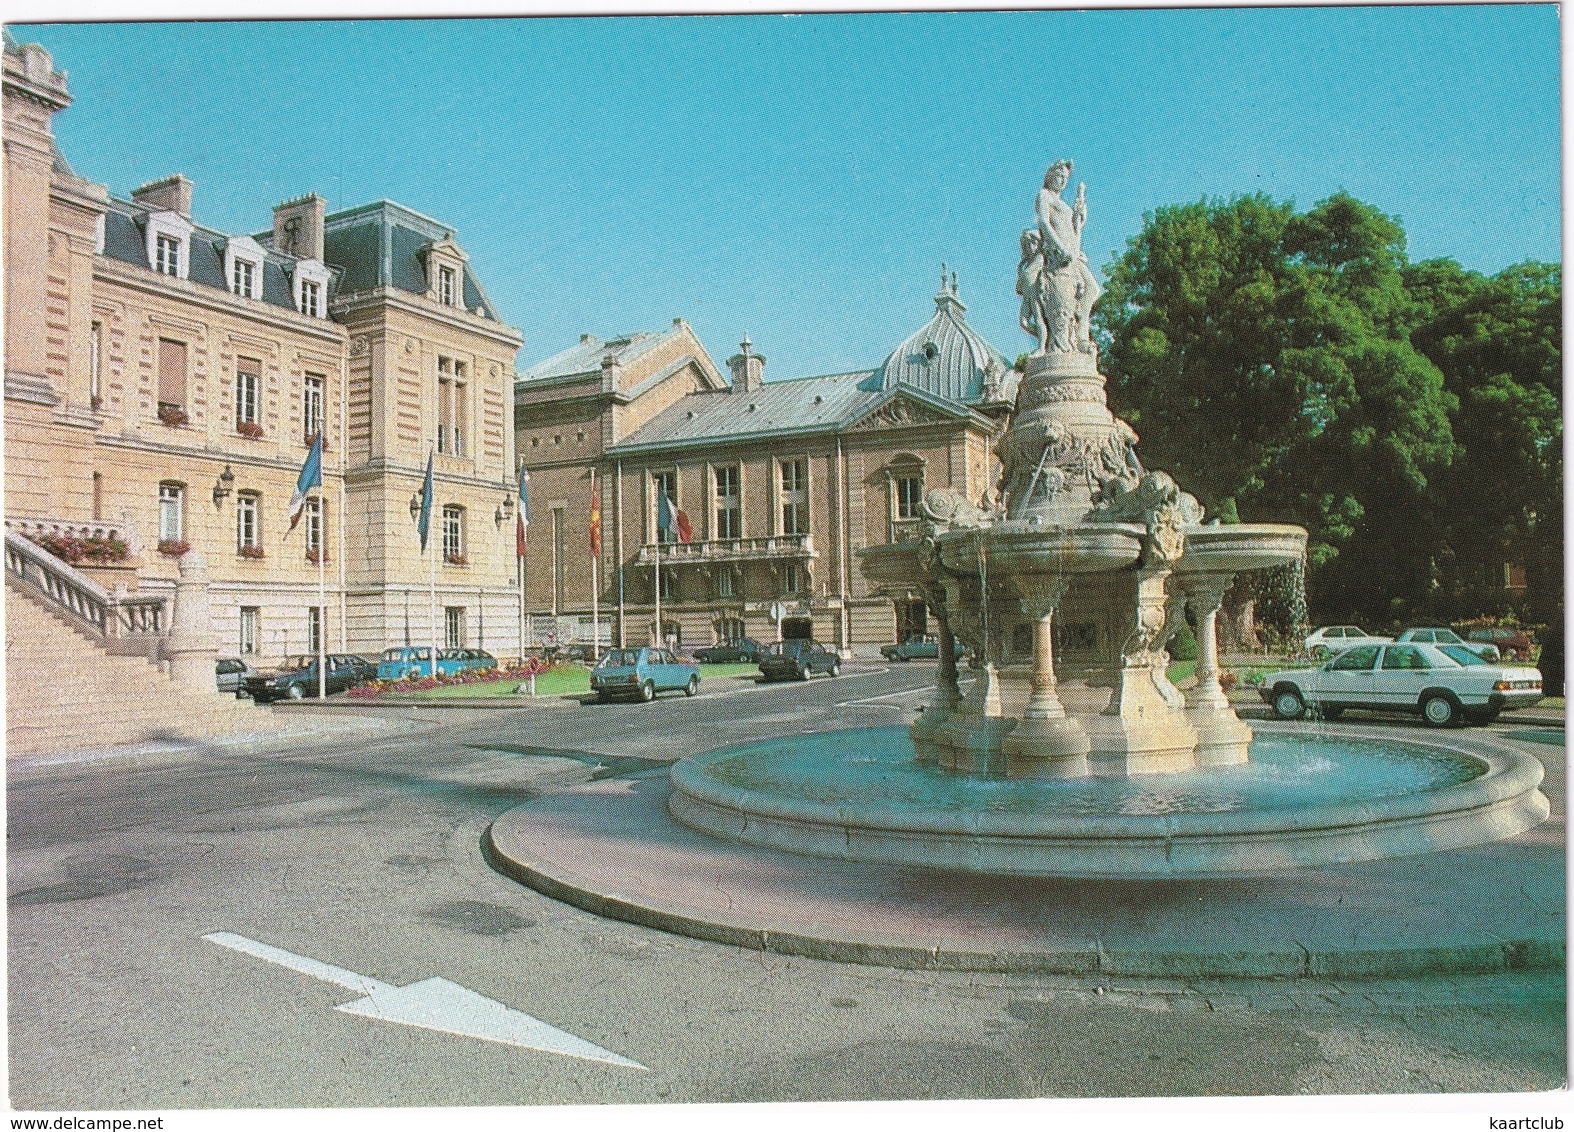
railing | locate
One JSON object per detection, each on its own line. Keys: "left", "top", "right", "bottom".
{"left": 5, "top": 514, "right": 142, "bottom": 555}
{"left": 5, "top": 530, "right": 167, "bottom": 647}
{"left": 637, "top": 534, "right": 814, "bottom": 566}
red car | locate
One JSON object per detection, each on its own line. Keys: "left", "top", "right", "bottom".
{"left": 1466, "top": 626, "right": 1534, "bottom": 662}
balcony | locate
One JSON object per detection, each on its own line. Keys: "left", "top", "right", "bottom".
{"left": 636, "top": 533, "right": 815, "bottom": 566}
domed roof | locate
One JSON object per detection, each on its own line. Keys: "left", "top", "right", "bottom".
{"left": 869, "top": 272, "right": 1012, "bottom": 406}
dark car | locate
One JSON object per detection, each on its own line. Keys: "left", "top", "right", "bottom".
{"left": 881, "top": 634, "right": 939, "bottom": 661}
{"left": 245, "top": 654, "right": 376, "bottom": 702}
{"left": 1466, "top": 626, "right": 1534, "bottom": 662}
{"left": 693, "top": 637, "right": 763, "bottom": 664}
{"left": 758, "top": 639, "right": 841, "bottom": 682}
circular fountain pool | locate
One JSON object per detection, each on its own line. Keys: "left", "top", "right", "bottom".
{"left": 669, "top": 725, "right": 1549, "bottom": 878}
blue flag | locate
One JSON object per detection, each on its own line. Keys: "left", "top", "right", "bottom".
{"left": 287, "top": 432, "right": 323, "bottom": 535}
{"left": 417, "top": 448, "right": 435, "bottom": 552}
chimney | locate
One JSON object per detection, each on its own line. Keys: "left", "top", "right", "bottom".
{"left": 727, "top": 334, "right": 765, "bottom": 393}
{"left": 132, "top": 174, "right": 193, "bottom": 217}
{"left": 272, "top": 193, "right": 326, "bottom": 260}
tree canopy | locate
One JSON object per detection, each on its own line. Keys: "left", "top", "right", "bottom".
{"left": 1095, "top": 192, "right": 1559, "bottom": 627}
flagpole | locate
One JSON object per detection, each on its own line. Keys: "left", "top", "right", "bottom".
{"left": 590, "top": 466, "right": 600, "bottom": 663}
{"left": 316, "top": 497, "right": 326, "bottom": 700}
{"left": 653, "top": 541, "right": 661, "bottom": 649}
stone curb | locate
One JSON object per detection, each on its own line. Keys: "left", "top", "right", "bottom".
{"left": 483, "top": 791, "right": 1565, "bottom": 981}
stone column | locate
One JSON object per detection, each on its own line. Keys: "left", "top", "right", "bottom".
{"left": 162, "top": 551, "right": 219, "bottom": 695}
{"left": 1003, "top": 575, "right": 1089, "bottom": 777}
{"left": 1182, "top": 573, "right": 1252, "bottom": 766}
{"left": 910, "top": 587, "right": 962, "bottom": 766}
{"left": 935, "top": 577, "right": 1014, "bottom": 776}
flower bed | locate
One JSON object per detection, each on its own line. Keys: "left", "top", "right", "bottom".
{"left": 348, "top": 657, "right": 555, "bottom": 698}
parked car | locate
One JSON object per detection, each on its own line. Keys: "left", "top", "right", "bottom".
{"left": 693, "top": 637, "right": 763, "bottom": 664}
{"left": 215, "top": 656, "right": 256, "bottom": 697}
{"left": 1260, "top": 642, "right": 1541, "bottom": 727}
{"left": 758, "top": 639, "right": 841, "bottom": 682}
{"left": 438, "top": 648, "right": 498, "bottom": 674}
{"left": 245, "top": 654, "right": 378, "bottom": 702}
{"left": 377, "top": 646, "right": 438, "bottom": 680}
{"left": 588, "top": 647, "right": 700, "bottom": 703}
{"left": 1303, "top": 625, "right": 1393, "bottom": 659}
{"left": 1394, "top": 627, "right": 1499, "bottom": 662}
{"left": 1465, "top": 626, "right": 1534, "bottom": 662}
{"left": 881, "top": 634, "right": 939, "bottom": 661}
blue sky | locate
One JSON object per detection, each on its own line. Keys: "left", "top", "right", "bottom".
{"left": 16, "top": 8, "right": 1563, "bottom": 381}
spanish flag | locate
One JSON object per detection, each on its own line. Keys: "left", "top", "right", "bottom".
{"left": 589, "top": 478, "right": 602, "bottom": 558}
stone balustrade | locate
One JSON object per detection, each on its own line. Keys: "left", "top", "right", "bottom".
{"left": 5, "top": 530, "right": 167, "bottom": 652}
{"left": 5, "top": 514, "right": 142, "bottom": 555}
{"left": 636, "top": 534, "right": 815, "bottom": 566}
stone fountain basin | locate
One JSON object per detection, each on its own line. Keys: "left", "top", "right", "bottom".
{"left": 668, "top": 725, "right": 1549, "bottom": 879}
{"left": 1176, "top": 522, "right": 1307, "bottom": 574}
{"left": 939, "top": 521, "right": 1146, "bottom": 576}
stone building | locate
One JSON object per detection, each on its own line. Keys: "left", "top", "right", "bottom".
{"left": 3, "top": 33, "right": 522, "bottom": 667}
{"left": 514, "top": 275, "right": 1018, "bottom": 655}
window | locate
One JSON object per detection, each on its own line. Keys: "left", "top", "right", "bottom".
{"left": 442, "top": 504, "right": 464, "bottom": 563}
{"left": 239, "top": 607, "right": 259, "bottom": 656}
{"left": 236, "top": 492, "right": 260, "bottom": 551}
{"left": 652, "top": 470, "right": 678, "bottom": 543}
{"left": 236, "top": 359, "right": 260, "bottom": 428}
{"left": 292, "top": 259, "right": 332, "bottom": 318}
{"left": 895, "top": 476, "right": 924, "bottom": 520}
{"left": 307, "top": 606, "right": 323, "bottom": 655}
{"left": 232, "top": 257, "right": 256, "bottom": 298}
{"left": 714, "top": 465, "right": 741, "bottom": 540}
{"left": 780, "top": 563, "right": 802, "bottom": 595}
{"left": 89, "top": 321, "right": 102, "bottom": 406}
{"left": 716, "top": 570, "right": 736, "bottom": 599}
{"left": 437, "top": 356, "right": 467, "bottom": 456}
{"left": 157, "top": 338, "right": 187, "bottom": 411}
{"left": 438, "top": 265, "right": 457, "bottom": 307}
{"left": 780, "top": 459, "right": 808, "bottom": 536}
{"left": 305, "top": 497, "right": 324, "bottom": 559}
{"left": 158, "top": 482, "right": 184, "bottom": 541}
{"left": 715, "top": 617, "right": 745, "bottom": 643}
{"left": 155, "top": 233, "right": 181, "bottom": 276}
{"left": 445, "top": 606, "right": 466, "bottom": 648}
{"left": 303, "top": 373, "right": 324, "bottom": 440}
{"left": 1382, "top": 645, "right": 1429, "bottom": 671}
{"left": 299, "top": 279, "right": 322, "bottom": 318}
{"left": 657, "top": 569, "right": 675, "bottom": 602}
{"left": 1330, "top": 645, "right": 1379, "bottom": 671}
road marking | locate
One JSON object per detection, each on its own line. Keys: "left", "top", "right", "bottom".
{"left": 835, "top": 676, "right": 974, "bottom": 708}
{"left": 204, "top": 931, "right": 647, "bottom": 1069}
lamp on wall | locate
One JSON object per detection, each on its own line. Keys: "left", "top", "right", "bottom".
{"left": 212, "top": 464, "right": 235, "bottom": 506}
{"left": 408, "top": 493, "right": 422, "bottom": 524}
{"left": 494, "top": 494, "right": 514, "bottom": 526}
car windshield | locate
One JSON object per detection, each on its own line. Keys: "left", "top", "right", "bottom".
{"left": 281, "top": 656, "right": 315, "bottom": 671}
{"left": 1439, "top": 645, "right": 1489, "bottom": 666}
{"left": 597, "top": 650, "right": 641, "bottom": 668}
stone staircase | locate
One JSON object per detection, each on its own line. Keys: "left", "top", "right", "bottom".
{"left": 6, "top": 579, "right": 279, "bottom": 757}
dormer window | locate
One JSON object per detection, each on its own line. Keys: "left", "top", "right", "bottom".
{"left": 223, "top": 235, "right": 267, "bottom": 300}
{"left": 422, "top": 237, "right": 469, "bottom": 309}
{"left": 291, "top": 259, "right": 332, "bottom": 319}
{"left": 143, "top": 209, "right": 194, "bottom": 281}
{"left": 438, "top": 265, "right": 457, "bottom": 307}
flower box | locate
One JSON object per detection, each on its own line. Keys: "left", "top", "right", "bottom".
{"left": 32, "top": 533, "right": 130, "bottom": 565}
{"left": 305, "top": 548, "right": 328, "bottom": 565}
{"left": 157, "top": 405, "right": 189, "bottom": 427}
{"left": 444, "top": 553, "right": 468, "bottom": 566}
{"left": 238, "top": 544, "right": 266, "bottom": 560}
{"left": 236, "top": 421, "right": 265, "bottom": 439}
{"left": 157, "top": 539, "right": 190, "bottom": 558}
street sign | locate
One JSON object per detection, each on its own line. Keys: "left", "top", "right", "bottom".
{"left": 204, "top": 931, "right": 646, "bottom": 1068}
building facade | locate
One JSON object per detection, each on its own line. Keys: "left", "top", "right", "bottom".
{"left": 514, "top": 277, "right": 1019, "bottom": 655}
{"left": 3, "top": 34, "right": 522, "bottom": 666}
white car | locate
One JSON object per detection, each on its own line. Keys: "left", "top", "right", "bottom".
{"left": 1260, "top": 641, "right": 1542, "bottom": 727}
{"left": 1303, "top": 625, "right": 1393, "bottom": 659}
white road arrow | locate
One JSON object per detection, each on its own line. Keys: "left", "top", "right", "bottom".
{"left": 203, "top": 931, "right": 646, "bottom": 1069}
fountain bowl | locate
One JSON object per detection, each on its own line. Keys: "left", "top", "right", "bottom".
{"left": 668, "top": 724, "right": 1549, "bottom": 879}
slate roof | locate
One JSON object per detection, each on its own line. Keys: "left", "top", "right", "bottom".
{"left": 100, "top": 198, "right": 306, "bottom": 314}
{"left": 872, "top": 277, "right": 1013, "bottom": 405}
{"left": 611, "top": 371, "right": 881, "bottom": 452}
{"left": 518, "top": 330, "right": 671, "bottom": 384}
{"left": 316, "top": 200, "right": 500, "bottom": 319}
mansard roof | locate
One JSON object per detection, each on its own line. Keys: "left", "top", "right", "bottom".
{"left": 518, "top": 329, "right": 673, "bottom": 384}
{"left": 316, "top": 199, "right": 502, "bottom": 319}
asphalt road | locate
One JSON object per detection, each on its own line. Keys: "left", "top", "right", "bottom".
{"left": 7, "top": 664, "right": 1566, "bottom": 1112}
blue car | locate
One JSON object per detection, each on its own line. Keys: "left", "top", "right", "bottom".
{"left": 588, "top": 647, "right": 700, "bottom": 703}
{"left": 377, "top": 646, "right": 438, "bottom": 680}
{"left": 439, "top": 648, "right": 497, "bottom": 674}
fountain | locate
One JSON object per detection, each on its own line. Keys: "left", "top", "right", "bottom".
{"left": 667, "top": 161, "right": 1550, "bottom": 877}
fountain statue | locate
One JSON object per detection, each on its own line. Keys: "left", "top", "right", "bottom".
{"left": 665, "top": 163, "right": 1549, "bottom": 877}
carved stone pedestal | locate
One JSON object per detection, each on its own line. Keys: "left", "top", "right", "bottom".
{"left": 164, "top": 551, "right": 219, "bottom": 695}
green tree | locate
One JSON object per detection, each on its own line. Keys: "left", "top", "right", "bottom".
{"left": 1097, "top": 192, "right": 1459, "bottom": 623}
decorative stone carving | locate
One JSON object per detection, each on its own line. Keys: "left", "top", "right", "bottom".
{"left": 848, "top": 397, "right": 950, "bottom": 431}
{"left": 1020, "top": 160, "right": 1102, "bottom": 358}
{"left": 920, "top": 488, "right": 990, "bottom": 532}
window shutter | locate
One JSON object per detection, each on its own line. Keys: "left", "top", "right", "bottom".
{"left": 157, "top": 339, "right": 187, "bottom": 406}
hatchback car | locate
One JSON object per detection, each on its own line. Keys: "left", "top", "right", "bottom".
{"left": 377, "top": 646, "right": 439, "bottom": 680}
{"left": 881, "top": 634, "right": 939, "bottom": 661}
{"left": 1394, "top": 627, "right": 1500, "bottom": 662}
{"left": 1466, "top": 626, "right": 1534, "bottom": 662}
{"left": 245, "top": 654, "right": 377, "bottom": 702}
{"left": 1260, "top": 642, "right": 1541, "bottom": 727}
{"left": 215, "top": 656, "right": 256, "bottom": 697}
{"left": 588, "top": 647, "right": 700, "bottom": 702}
{"left": 693, "top": 637, "right": 763, "bottom": 664}
{"left": 1303, "top": 625, "right": 1393, "bottom": 660}
{"left": 758, "top": 639, "right": 841, "bottom": 682}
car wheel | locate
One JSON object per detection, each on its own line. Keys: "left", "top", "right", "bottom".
{"left": 796, "top": 663, "right": 810, "bottom": 681}
{"left": 1272, "top": 687, "right": 1306, "bottom": 720}
{"left": 639, "top": 680, "right": 655, "bottom": 703}
{"left": 287, "top": 684, "right": 306, "bottom": 701}
{"left": 828, "top": 660, "right": 841, "bottom": 677}
{"left": 1421, "top": 692, "right": 1460, "bottom": 727}
{"left": 684, "top": 675, "right": 699, "bottom": 697}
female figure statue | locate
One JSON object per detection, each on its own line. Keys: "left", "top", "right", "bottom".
{"left": 1032, "top": 160, "right": 1102, "bottom": 355}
